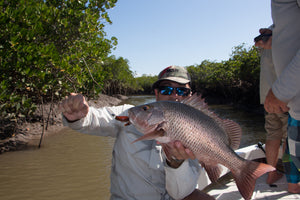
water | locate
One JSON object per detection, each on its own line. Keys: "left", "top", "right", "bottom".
{"left": 0, "top": 95, "right": 266, "bottom": 200}
{"left": 0, "top": 131, "right": 115, "bottom": 200}
{"left": 122, "top": 95, "right": 157, "bottom": 105}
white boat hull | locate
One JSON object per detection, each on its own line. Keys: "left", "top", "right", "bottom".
{"left": 199, "top": 143, "right": 300, "bottom": 199}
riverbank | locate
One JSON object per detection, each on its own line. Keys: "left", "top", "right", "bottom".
{"left": 0, "top": 93, "right": 263, "bottom": 154}
{"left": 0, "top": 94, "right": 124, "bottom": 154}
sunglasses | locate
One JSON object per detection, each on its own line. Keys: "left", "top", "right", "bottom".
{"left": 158, "top": 86, "right": 191, "bottom": 96}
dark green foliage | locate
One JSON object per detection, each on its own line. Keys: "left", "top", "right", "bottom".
{"left": 187, "top": 44, "right": 261, "bottom": 105}
{"left": 0, "top": 0, "right": 118, "bottom": 122}
{"left": 0, "top": 0, "right": 261, "bottom": 140}
{"left": 135, "top": 75, "right": 158, "bottom": 94}
{"left": 101, "top": 56, "right": 141, "bottom": 95}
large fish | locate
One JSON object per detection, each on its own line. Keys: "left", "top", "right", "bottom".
{"left": 116, "top": 95, "right": 275, "bottom": 200}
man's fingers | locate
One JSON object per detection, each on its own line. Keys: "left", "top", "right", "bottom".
{"left": 162, "top": 142, "right": 183, "bottom": 160}
{"left": 72, "top": 97, "right": 81, "bottom": 109}
{"left": 264, "top": 89, "right": 289, "bottom": 114}
{"left": 161, "top": 144, "right": 172, "bottom": 161}
{"left": 173, "top": 141, "right": 187, "bottom": 159}
{"left": 255, "top": 40, "right": 264, "bottom": 47}
{"left": 259, "top": 28, "right": 272, "bottom": 34}
{"left": 59, "top": 93, "right": 89, "bottom": 122}
{"left": 280, "top": 104, "right": 290, "bottom": 113}
{"left": 65, "top": 103, "right": 75, "bottom": 114}
{"left": 185, "top": 148, "right": 196, "bottom": 160}
{"left": 265, "top": 103, "right": 290, "bottom": 114}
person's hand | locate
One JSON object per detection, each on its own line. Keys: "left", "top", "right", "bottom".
{"left": 264, "top": 89, "right": 289, "bottom": 113}
{"left": 255, "top": 28, "right": 272, "bottom": 49}
{"left": 59, "top": 93, "right": 89, "bottom": 122}
{"left": 160, "top": 140, "right": 196, "bottom": 168}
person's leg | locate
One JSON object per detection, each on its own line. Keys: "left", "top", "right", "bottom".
{"left": 264, "top": 112, "right": 286, "bottom": 184}
{"left": 265, "top": 139, "right": 283, "bottom": 184}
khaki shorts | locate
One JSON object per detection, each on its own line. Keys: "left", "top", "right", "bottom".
{"left": 265, "top": 112, "right": 288, "bottom": 141}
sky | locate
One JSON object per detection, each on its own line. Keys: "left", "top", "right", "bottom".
{"left": 105, "top": 0, "right": 273, "bottom": 77}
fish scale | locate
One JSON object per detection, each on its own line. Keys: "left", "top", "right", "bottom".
{"left": 162, "top": 102, "right": 257, "bottom": 174}
{"left": 162, "top": 102, "right": 228, "bottom": 156}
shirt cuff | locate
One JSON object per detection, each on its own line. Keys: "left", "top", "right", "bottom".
{"left": 62, "top": 114, "right": 85, "bottom": 130}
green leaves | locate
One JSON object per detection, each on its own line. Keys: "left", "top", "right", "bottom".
{"left": 186, "top": 44, "right": 261, "bottom": 105}
{"left": 0, "top": 0, "right": 118, "bottom": 122}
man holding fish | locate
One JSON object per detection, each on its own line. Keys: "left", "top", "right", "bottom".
{"left": 60, "top": 66, "right": 213, "bottom": 200}
{"left": 60, "top": 65, "right": 275, "bottom": 200}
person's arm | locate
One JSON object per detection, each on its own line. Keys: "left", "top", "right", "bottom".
{"left": 265, "top": 49, "right": 300, "bottom": 113}
{"left": 60, "top": 93, "right": 132, "bottom": 137}
{"left": 272, "top": 49, "right": 300, "bottom": 102}
{"left": 62, "top": 105, "right": 131, "bottom": 137}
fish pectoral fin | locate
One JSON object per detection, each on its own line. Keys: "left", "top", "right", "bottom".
{"left": 131, "top": 129, "right": 165, "bottom": 144}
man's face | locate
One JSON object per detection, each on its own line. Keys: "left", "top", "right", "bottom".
{"left": 154, "top": 81, "right": 191, "bottom": 102}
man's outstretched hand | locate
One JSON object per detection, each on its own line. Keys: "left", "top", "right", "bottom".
{"left": 59, "top": 93, "right": 89, "bottom": 122}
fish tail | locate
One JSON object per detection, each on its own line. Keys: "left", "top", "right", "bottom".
{"left": 233, "top": 161, "right": 275, "bottom": 200}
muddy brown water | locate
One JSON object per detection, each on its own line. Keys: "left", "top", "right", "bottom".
{"left": 0, "top": 95, "right": 266, "bottom": 200}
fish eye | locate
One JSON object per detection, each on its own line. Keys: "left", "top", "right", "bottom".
{"left": 142, "top": 105, "right": 150, "bottom": 111}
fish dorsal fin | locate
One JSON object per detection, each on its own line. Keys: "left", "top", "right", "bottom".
{"left": 181, "top": 95, "right": 242, "bottom": 150}
{"left": 181, "top": 94, "right": 210, "bottom": 115}
{"left": 181, "top": 95, "right": 218, "bottom": 121}
{"left": 219, "top": 119, "right": 242, "bottom": 150}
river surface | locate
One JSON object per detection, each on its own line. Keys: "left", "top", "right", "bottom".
{"left": 0, "top": 95, "right": 266, "bottom": 200}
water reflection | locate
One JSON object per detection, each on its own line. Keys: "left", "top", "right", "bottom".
{"left": 0, "top": 95, "right": 266, "bottom": 200}
{"left": 0, "top": 130, "right": 114, "bottom": 200}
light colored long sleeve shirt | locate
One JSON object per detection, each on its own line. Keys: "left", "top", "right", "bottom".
{"left": 271, "top": 0, "right": 300, "bottom": 120}
{"left": 259, "top": 25, "right": 275, "bottom": 104}
{"left": 63, "top": 105, "right": 200, "bottom": 200}
{"left": 260, "top": 49, "right": 277, "bottom": 104}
